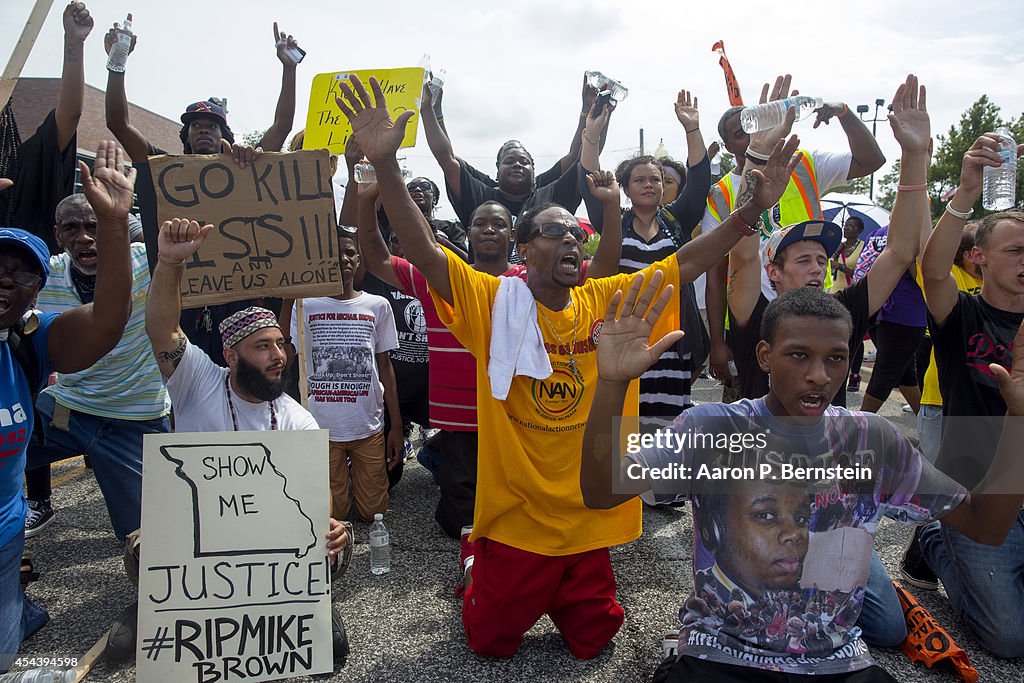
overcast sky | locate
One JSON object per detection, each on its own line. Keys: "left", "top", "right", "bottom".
{"left": 3, "top": 0, "right": 1022, "bottom": 219}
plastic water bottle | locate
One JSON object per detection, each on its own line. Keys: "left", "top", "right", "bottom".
{"left": 740, "top": 96, "right": 824, "bottom": 133}
{"left": 353, "top": 160, "right": 376, "bottom": 184}
{"left": 428, "top": 69, "right": 446, "bottom": 100}
{"left": 0, "top": 668, "right": 75, "bottom": 682}
{"left": 369, "top": 513, "right": 390, "bottom": 575}
{"left": 585, "top": 70, "right": 629, "bottom": 103}
{"left": 983, "top": 127, "right": 1018, "bottom": 211}
{"left": 105, "top": 14, "right": 133, "bottom": 73}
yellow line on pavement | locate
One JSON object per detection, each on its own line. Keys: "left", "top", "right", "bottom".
{"left": 50, "top": 456, "right": 86, "bottom": 488}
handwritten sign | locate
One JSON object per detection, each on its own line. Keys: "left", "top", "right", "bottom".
{"left": 303, "top": 67, "right": 423, "bottom": 154}
{"left": 149, "top": 150, "right": 341, "bottom": 308}
{"left": 137, "top": 430, "right": 332, "bottom": 682}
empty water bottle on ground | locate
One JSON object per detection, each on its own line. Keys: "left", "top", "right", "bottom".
{"left": 369, "top": 513, "right": 390, "bottom": 575}
{"left": 105, "top": 14, "right": 133, "bottom": 73}
{"left": 983, "top": 127, "right": 1018, "bottom": 211}
{"left": 354, "top": 160, "right": 376, "bottom": 184}
{"left": 0, "top": 668, "right": 75, "bottom": 682}
{"left": 740, "top": 96, "right": 824, "bottom": 133}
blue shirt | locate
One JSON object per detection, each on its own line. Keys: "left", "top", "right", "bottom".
{"left": 0, "top": 313, "right": 55, "bottom": 547}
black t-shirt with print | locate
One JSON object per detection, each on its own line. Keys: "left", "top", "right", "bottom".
{"left": 931, "top": 292, "right": 1024, "bottom": 488}
{"left": 728, "top": 280, "right": 873, "bottom": 408}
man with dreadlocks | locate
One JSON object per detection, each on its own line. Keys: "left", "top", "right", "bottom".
{"left": 103, "top": 19, "right": 303, "bottom": 365}
{"left": 3, "top": 2, "right": 94, "bottom": 254}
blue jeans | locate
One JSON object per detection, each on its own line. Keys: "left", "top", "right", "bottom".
{"left": 919, "top": 513, "right": 1024, "bottom": 658}
{"left": 27, "top": 393, "right": 170, "bottom": 540}
{"left": 857, "top": 550, "right": 907, "bottom": 647}
{"left": 916, "top": 404, "right": 942, "bottom": 464}
{"left": 0, "top": 531, "right": 49, "bottom": 672}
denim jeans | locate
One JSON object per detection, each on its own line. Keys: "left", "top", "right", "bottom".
{"left": 919, "top": 513, "right": 1024, "bottom": 658}
{"left": 916, "top": 404, "right": 942, "bottom": 464}
{"left": 27, "top": 392, "right": 170, "bottom": 540}
{"left": 0, "top": 531, "right": 49, "bottom": 672}
{"left": 857, "top": 549, "right": 908, "bottom": 647}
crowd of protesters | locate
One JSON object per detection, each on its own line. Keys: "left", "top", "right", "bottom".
{"left": 0, "top": 3, "right": 1022, "bottom": 680}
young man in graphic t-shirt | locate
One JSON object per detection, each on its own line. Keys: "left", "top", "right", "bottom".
{"left": 581, "top": 285, "right": 1024, "bottom": 681}
{"left": 335, "top": 74, "right": 801, "bottom": 659}
{"left": 291, "top": 225, "right": 402, "bottom": 521}
{"left": 911, "top": 129, "right": 1024, "bottom": 658}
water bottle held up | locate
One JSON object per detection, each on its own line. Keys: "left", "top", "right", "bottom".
{"left": 740, "top": 96, "right": 824, "bottom": 133}
{"left": 428, "top": 69, "right": 446, "bottom": 100}
{"left": 106, "top": 14, "right": 133, "bottom": 73}
{"left": 369, "top": 513, "right": 390, "bottom": 575}
{"left": 982, "top": 127, "right": 1018, "bottom": 211}
{"left": 584, "top": 71, "right": 629, "bottom": 104}
{"left": 353, "top": 159, "right": 376, "bottom": 184}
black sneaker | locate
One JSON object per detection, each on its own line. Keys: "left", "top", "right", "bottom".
{"left": 332, "top": 608, "right": 350, "bottom": 667}
{"left": 105, "top": 600, "right": 139, "bottom": 661}
{"left": 847, "top": 374, "right": 861, "bottom": 393}
{"left": 899, "top": 526, "right": 939, "bottom": 590}
{"left": 24, "top": 499, "right": 55, "bottom": 538}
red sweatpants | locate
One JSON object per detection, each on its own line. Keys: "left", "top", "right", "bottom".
{"left": 462, "top": 538, "right": 624, "bottom": 659}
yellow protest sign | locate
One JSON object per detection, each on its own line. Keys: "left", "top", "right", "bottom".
{"left": 304, "top": 67, "right": 423, "bottom": 154}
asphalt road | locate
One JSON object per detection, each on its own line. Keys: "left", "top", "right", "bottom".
{"left": 13, "top": 371, "right": 1024, "bottom": 682}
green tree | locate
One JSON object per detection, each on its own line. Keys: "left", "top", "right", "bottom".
{"left": 712, "top": 151, "right": 735, "bottom": 183}
{"left": 241, "top": 129, "right": 265, "bottom": 148}
{"left": 845, "top": 176, "right": 871, "bottom": 197}
{"left": 929, "top": 95, "right": 1020, "bottom": 217}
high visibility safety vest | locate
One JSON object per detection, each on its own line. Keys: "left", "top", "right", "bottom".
{"left": 707, "top": 151, "right": 833, "bottom": 322}
{"left": 706, "top": 149, "right": 824, "bottom": 235}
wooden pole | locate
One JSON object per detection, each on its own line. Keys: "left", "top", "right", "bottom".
{"left": 0, "top": 0, "right": 56, "bottom": 108}
{"left": 296, "top": 299, "right": 309, "bottom": 409}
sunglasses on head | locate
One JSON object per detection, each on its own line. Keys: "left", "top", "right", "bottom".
{"left": 524, "top": 222, "right": 586, "bottom": 243}
{"left": 338, "top": 225, "right": 358, "bottom": 238}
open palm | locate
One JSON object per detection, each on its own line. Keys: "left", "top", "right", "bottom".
{"left": 80, "top": 141, "right": 135, "bottom": 219}
{"left": 597, "top": 271, "right": 683, "bottom": 382}
{"left": 888, "top": 74, "right": 930, "bottom": 154}
{"left": 335, "top": 76, "right": 415, "bottom": 163}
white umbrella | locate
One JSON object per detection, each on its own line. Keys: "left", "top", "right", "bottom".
{"left": 820, "top": 192, "right": 890, "bottom": 239}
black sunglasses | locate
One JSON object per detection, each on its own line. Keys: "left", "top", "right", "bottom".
{"left": 407, "top": 181, "right": 434, "bottom": 193}
{"left": 523, "top": 222, "right": 586, "bottom": 243}
{"left": 338, "top": 225, "right": 358, "bottom": 237}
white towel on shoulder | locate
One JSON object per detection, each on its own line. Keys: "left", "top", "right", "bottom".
{"left": 488, "top": 276, "right": 552, "bottom": 400}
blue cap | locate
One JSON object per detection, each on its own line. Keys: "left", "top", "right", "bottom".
{"left": 0, "top": 228, "right": 50, "bottom": 286}
{"left": 761, "top": 220, "right": 843, "bottom": 264}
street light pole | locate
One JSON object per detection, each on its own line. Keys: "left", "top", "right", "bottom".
{"left": 856, "top": 98, "right": 886, "bottom": 200}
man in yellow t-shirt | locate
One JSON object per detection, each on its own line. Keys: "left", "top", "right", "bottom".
{"left": 334, "top": 74, "right": 802, "bottom": 659}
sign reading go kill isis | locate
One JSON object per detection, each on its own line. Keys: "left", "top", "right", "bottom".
{"left": 148, "top": 150, "right": 341, "bottom": 308}
{"left": 138, "top": 430, "right": 332, "bottom": 682}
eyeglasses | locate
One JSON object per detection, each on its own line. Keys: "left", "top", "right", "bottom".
{"left": 524, "top": 222, "right": 586, "bottom": 243}
{"left": 0, "top": 267, "right": 42, "bottom": 289}
{"left": 58, "top": 222, "right": 98, "bottom": 238}
{"left": 407, "top": 181, "right": 433, "bottom": 193}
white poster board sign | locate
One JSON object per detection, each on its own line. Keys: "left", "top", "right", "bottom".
{"left": 138, "top": 429, "right": 332, "bottom": 682}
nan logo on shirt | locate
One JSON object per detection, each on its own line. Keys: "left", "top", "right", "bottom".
{"left": 531, "top": 366, "right": 584, "bottom": 420}
{"left": 0, "top": 401, "right": 29, "bottom": 459}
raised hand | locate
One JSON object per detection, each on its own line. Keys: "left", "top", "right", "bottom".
{"left": 220, "top": 140, "right": 262, "bottom": 169}
{"left": 749, "top": 75, "right": 798, "bottom": 152}
{"left": 991, "top": 319, "right": 1024, "bottom": 417}
{"left": 674, "top": 90, "right": 700, "bottom": 132}
{"left": 79, "top": 141, "right": 135, "bottom": 219}
{"left": 584, "top": 97, "right": 611, "bottom": 140}
{"left": 812, "top": 103, "right": 847, "bottom": 129}
{"left": 63, "top": 1, "right": 93, "bottom": 43}
{"left": 956, "top": 134, "right": 1013, "bottom": 200}
{"left": 103, "top": 15, "right": 135, "bottom": 56}
{"left": 273, "top": 22, "right": 302, "bottom": 66}
{"left": 744, "top": 135, "right": 803, "bottom": 213}
{"left": 581, "top": 74, "right": 599, "bottom": 115}
{"left": 157, "top": 218, "right": 212, "bottom": 264}
{"left": 888, "top": 74, "right": 930, "bottom": 154}
{"left": 586, "top": 170, "right": 620, "bottom": 204}
{"left": 344, "top": 136, "right": 364, "bottom": 171}
{"left": 597, "top": 270, "right": 684, "bottom": 383}
{"left": 335, "top": 76, "right": 415, "bottom": 164}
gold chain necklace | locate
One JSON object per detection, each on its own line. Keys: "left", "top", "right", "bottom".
{"left": 538, "top": 294, "right": 583, "bottom": 384}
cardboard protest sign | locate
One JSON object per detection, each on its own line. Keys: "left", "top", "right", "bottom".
{"left": 303, "top": 67, "right": 423, "bottom": 153}
{"left": 149, "top": 150, "right": 341, "bottom": 307}
{"left": 138, "top": 429, "right": 332, "bottom": 682}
